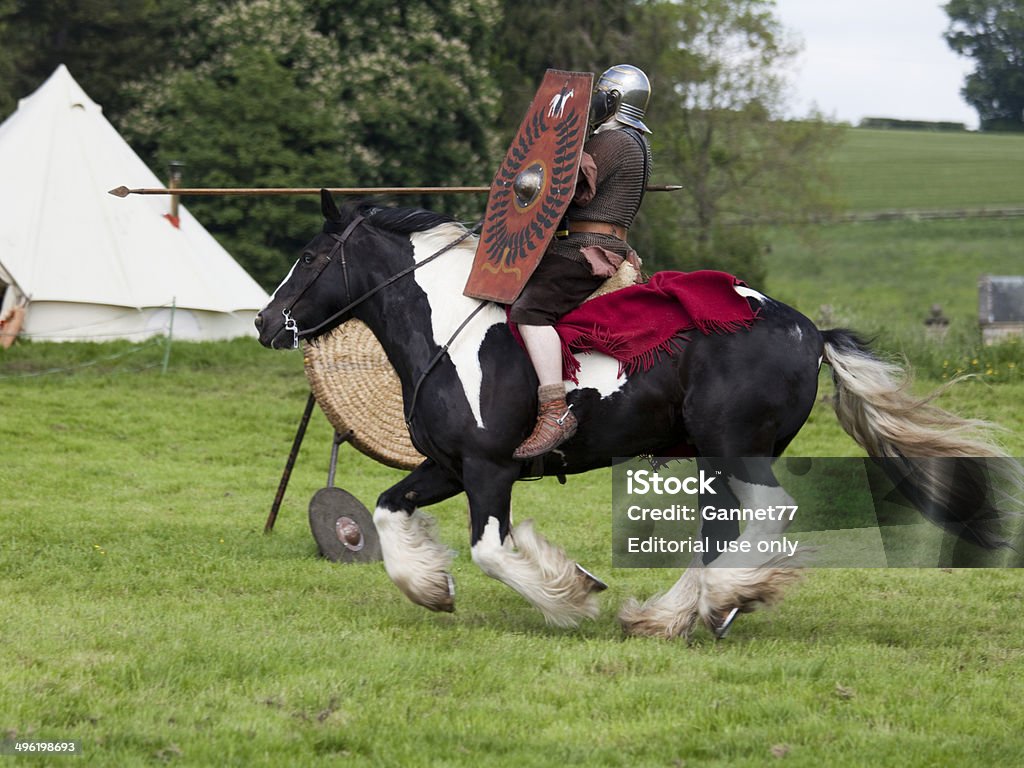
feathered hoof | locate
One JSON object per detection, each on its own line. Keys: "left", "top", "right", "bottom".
{"left": 698, "top": 566, "right": 804, "bottom": 633}
{"left": 374, "top": 507, "right": 456, "bottom": 614}
{"left": 538, "top": 563, "right": 602, "bottom": 629}
{"left": 618, "top": 596, "right": 698, "bottom": 640}
{"left": 402, "top": 570, "right": 455, "bottom": 613}
{"left": 576, "top": 563, "right": 608, "bottom": 593}
{"left": 502, "top": 520, "right": 602, "bottom": 628}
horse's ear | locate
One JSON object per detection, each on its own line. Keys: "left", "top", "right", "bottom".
{"left": 320, "top": 188, "right": 341, "bottom": 222}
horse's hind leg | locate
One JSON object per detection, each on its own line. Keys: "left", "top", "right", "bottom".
{"left": 619, "top": 558, "right": 704, "bottom": 639}
{"left": 465, "top": 460, "right": 604, "bottom": 628}
{"left": 619, "top": 458, "right": 743, "bottom": 640}
{"left": 374, "top": 459, "right": 463, "bottom": 613}
{"left": 695, "top": 458, "right": 804, "bottom": 634}
{"left": 620, "top": 458, "right": 803, "bottom": 640}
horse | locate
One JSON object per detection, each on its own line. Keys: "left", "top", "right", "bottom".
{"left": 255, "top": 190, "right": 1021, "bottom": 638}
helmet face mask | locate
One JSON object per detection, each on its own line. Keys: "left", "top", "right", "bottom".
{"left": 589, "top": 88, "right": 621, "bottom": 130}
{"left": 591, "top": 64, "right": 652, "bottom": 134}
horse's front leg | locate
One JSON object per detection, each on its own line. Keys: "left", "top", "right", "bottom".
{"left": 465, "top": 459, "right": 606, "bottom": 628}
{"left": 374, "top": 459, "right": 463, "bottom": 613}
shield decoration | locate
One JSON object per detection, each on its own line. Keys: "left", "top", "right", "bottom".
{"left": 464, "top": 69, "right": 593, "bottom": 303}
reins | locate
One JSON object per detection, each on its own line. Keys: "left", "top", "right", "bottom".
{"left": 405, "top": 300, "right": 487, "bottom": 428}
{"left": 289, "top": 216, "right": 481, "bottom": 344}
{"left": 281, "top": 213, "right": 486, "bottom": 427}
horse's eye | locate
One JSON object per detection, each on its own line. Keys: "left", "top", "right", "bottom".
{"left": 302, "top": 253, "right": 314, "bottom": 265}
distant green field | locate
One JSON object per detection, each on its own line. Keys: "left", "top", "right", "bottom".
{"left": 759, "top": 128, "right": 1024, "bottom": 383}
{"left": 831, "top": 128, "right": 1024, "bottom": 212}
{"left": 766, "top": 217, "right": 1024, "bottom": 338}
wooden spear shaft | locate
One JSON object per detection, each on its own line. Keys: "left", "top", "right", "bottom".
{"left": 110, "top": 185, "right": 489, "bottom": 197}
{"left": 109, "top": 184, "right": 683, "bottom": 198}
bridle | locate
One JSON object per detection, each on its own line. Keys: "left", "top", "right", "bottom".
{"left": 277, "top": 214, "right": 480, "bottom": 349}
{"left": 275, "top": 213, "right": 487, "bottom": 428}
{"left": 279, "top": 215, "right": 366, "bottom": 349}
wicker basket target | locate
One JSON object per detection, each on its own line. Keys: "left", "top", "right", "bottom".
{"left": 303, "top": 320, "right": 425, "bottom": 470}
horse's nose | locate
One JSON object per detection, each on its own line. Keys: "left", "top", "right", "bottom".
{"left": 254, "top": 312, "right": 264, "bottom": 331}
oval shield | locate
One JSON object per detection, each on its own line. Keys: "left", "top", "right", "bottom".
{"left": 464, "top": 69, "right": 593, "bottom": 303}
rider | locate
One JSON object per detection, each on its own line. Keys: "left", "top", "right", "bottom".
{"left": 511, "top": 64, "right": 653, "bottom": 460}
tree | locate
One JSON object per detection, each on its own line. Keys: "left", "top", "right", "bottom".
{"left": 0, "top": 0, "right": 193, "bottom": 123}
{"left": 125, "top": 0, "right": 508, "bottom": 288}
{"left": 0, "top": 0, "right": 16, "bottom": 117}
{"left": 123, "top": 0, "right": 353, "bottom": 289}
{"left": 490, "top": 0, "right": 635, "bottom": 134}
{"left": 945, "top": 0, "right": 1024, "bottom": 131}
{"left": 309, "top": 0, "right": 503, "bottom": 214}
{"left": 627, "top": 0, "right": 841, "bottom": 280}
{"left": 124, "top": 0, "right": 505, "bottom": 289}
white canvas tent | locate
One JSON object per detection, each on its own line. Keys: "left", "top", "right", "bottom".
{"left": 0, "top": 65, "right": 269, "bottom": 342}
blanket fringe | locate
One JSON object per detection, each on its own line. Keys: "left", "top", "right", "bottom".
{"left": 561, "top": 326, "right": 689, "bottom": 383}
{"left": 693, "top": 317, "right": 758, "bottom": 336}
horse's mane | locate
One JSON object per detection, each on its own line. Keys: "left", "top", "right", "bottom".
{"left": 343, "top": 200, "right": 458, "bottom": 236}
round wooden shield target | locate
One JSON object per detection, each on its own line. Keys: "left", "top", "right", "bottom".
{"left": 308, "top": 487, "right": 381, "bottom": 563}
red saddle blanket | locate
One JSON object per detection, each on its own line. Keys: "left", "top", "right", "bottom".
{"left": 516, "top": 270, "right": 759, "bottom": 383}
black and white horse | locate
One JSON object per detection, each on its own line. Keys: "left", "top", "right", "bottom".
{"left": 256, "top": 191, "right": 1020, "bottom": 638}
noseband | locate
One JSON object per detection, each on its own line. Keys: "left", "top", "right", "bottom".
{"left": 279, "top": 215, "right": 480, "bottom": 349}
{"left": 278, "top": 215, "right": 365, "bottom": 348}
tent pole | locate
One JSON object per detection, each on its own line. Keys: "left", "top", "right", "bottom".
{"left": 162, "top": 298, "right": 175, "bottom": 374}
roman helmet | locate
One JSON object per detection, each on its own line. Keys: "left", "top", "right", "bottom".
{"left": 589, "top": 64, "right": 652, "bottom": 134}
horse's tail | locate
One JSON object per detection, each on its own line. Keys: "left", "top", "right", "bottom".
{"left": 821, "top": 329, "right": 1022, "bottom": 549}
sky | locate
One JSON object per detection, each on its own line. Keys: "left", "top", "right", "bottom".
{"left": 773, "top": 0, "right": 978, "bottom": 128}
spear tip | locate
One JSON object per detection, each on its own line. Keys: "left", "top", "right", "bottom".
{"left": 108, "top": 185, "right": 131, "bottom": 198}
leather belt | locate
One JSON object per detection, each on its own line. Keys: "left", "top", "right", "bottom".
{"left": 568, "top": 220, "right": 628, "bottom": 241}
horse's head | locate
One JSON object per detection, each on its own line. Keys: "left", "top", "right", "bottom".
{"left": 256, "top": 190, "right": 364, "bottom": 349}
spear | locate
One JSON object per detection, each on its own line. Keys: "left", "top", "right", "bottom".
{"left": 108, "top": 184, "right": 682, "bottom": 198}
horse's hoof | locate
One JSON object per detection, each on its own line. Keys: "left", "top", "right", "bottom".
{"left": 433, "top": 572, "right": 456, "bottom": 613}
{"left": 409, "top": 571, "right": 456, "bottom": 613}
{"left": 618, "top": 611, "right": 667, "bottom": 639}
{"left": 712, "top": 606, "right": 740, "bottom": 639}
{"left": 618, "top": 598, "right": 696, "bottom": 640}
{"left": 576, "top": 563, "right": 608, "bottom": 592}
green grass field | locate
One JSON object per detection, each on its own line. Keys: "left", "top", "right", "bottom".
{"left": 831, "top": 128, "right": 1024, "bottom": 212}
{"left": 764, "top": 217, "right": 1024, "bottom": 371}
{"left": 2, "top": 342, "right": 1023, "bottom": 766}
{"left": 3, "top": 127, "right": 1024, "bottom": 766}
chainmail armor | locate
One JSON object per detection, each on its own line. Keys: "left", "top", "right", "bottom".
{"left": 548, "top": 126, "right": 651, "bottom": 265}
